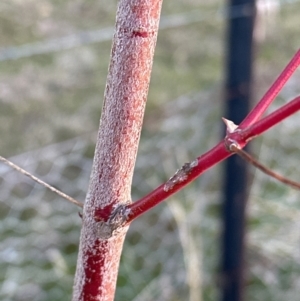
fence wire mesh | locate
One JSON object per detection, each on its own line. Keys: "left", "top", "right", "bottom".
{"left": 0, "top": 91, "right": 222, "bottom": 301}
{"left": 1, "top": 85, "right": 300, "bottom": 300}
{"left": 1, "top": 0, "right": 300, "bottom": 300}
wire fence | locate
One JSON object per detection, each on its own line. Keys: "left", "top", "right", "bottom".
{"left": 1, "top": 0, "right": 300, "bottom": 300}
{"left": 0, "top": 90, "right": 221, "bottom": 301}
{"left": 1, "top": 0, "right": 300, "bottom": 61}
{"left": 1, "top": 86, "right": 300, "bottom": 300}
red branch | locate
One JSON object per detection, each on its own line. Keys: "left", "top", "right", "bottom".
{"left": 127, "top": 142, "right": 230, "bottom": 221}
{"left": 240, "top": 49, "right": 300, "bottom": 128}
{"left": 72, "top": 1, "right": 163, "bottom": 300}
{"left": 240, "top": 95, "right": 300, "bottom": 140}
{"left": 72, "top": 3, "right": 299, "bottom": 294}
{"left": 127, "top": 49, "right": 300, "bottom": 223}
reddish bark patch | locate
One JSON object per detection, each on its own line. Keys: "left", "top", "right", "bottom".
{"left": 83, "top": 240, "right": 102, "bottom": 298}
{"left": 131, "top": 30, "right": 149, "bottom": 38}
{"left": 94, "top": 203, "right": 115, "bottom": 222}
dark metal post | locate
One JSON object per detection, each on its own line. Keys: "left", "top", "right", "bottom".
{"left": 220, "top": 1, "right": 256, "bottom": 301}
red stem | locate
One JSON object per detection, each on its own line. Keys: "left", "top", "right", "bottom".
{"left": 127, "top": 142, "right": 231, "bottom": 222}
{"left": 128, "top": 50, "right": 300, "bottom": 222}
{"left": 240, "top": 49, "right": 300, "bottom": 129}
{"left": 241, "top": 96, "right": 300, "bottom": 141}
{"left": 128, "top": 51, "right": 300, "bottom": 223}
{"left": 128, "top": 95, "right": 300, "bottom": 222}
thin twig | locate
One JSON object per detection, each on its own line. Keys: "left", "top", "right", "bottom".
{"left": 0, "top": 155, "right": 84, "bottom": 208}
{"left": 229, "top": 145, "right": 300, "bottom": 190}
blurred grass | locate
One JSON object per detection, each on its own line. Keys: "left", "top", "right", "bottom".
{"left": 0, "top": 0, "right": 225, "bottom": 157}
{"left": 1, "top": 0, "right": 300, "bottom": 301}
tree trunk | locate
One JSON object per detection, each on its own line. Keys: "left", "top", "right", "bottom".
{"left": 72, "top": 1, "right": 163, "bottom": 300}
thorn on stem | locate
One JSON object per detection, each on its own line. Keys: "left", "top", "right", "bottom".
{"left": 222, "top": 117, "right": 239, "bottom": 134}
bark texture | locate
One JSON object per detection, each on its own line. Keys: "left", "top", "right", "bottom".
{"left": 72, "top": 1, "right": 163, "bottom": 300}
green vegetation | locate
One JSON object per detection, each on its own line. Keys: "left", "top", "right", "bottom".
{"left": 1, "top": 0, "right": 300, "bottom": 300}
